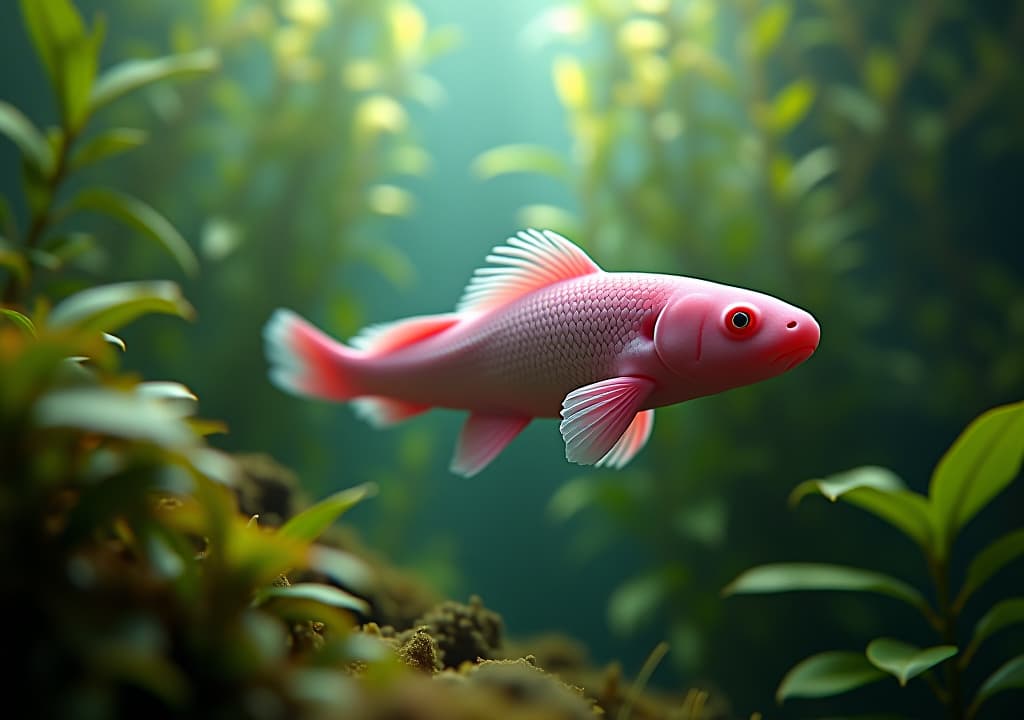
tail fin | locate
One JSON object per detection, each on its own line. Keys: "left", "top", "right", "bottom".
{"left": 264, "top": 309, "right": 361, "bottom": 401}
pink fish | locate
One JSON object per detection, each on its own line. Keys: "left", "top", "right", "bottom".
{"left": 264, "top": 229, "right": 819, "bottom": 477}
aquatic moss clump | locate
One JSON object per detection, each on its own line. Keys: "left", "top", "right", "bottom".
{"left": 413, "top": 594, "right": 504, "bottom": 669}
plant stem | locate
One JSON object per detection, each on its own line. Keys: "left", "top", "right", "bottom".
{"left": 932, "top": 556, "right": 964, "bottom": 720}
{"left": 2, "top": 128, "right": 76, "bottom": 305}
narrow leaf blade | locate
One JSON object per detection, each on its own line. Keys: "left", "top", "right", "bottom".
{"left": 277, "top": 483, "right": 378, "bottom": 544}
{"left": 1, "top": 307, "right": 37, "bottom": 336}
{"left": 90, "top": 49, "right": 219, "bottom": 113}
{"left": 967, "top": 598, "right": 1024, "bottom": 662}
{"left": 472, "top": 144, "right": 570, "bottom": 181}
{"left": 777, "top": 651, "right": 885, "bottom": 703}
{"left": 723, "top": 563, "right": 930, "bottom": 614}
{"left": 959, "top": 529, "right": 1024, "bottom": 608}
{"left": 71, "top": 188, "right": 199, "bottom": 275}
{"left": 971, "top": 655, "right": 1024, "bottom": 713}
{"left": 0, "top": 100, "right": 53, "bottom": 173}
{"left": 71, "top": 128, "right": 147, "bottom": 170}
{"left": 48, "top": 280, "right": 194, "bottom": 332}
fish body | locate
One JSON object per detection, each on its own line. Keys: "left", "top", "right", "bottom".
{"left": 265, "top": 229, "right": 819, "bottom": 476}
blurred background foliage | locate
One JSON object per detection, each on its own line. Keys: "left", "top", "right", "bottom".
{"left": 2, "top": 0, "right": 1023, "bottom": 717}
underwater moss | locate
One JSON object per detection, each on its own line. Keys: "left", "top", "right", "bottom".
{"left": 413, "top": 594, "right": 505, "bottom": 669}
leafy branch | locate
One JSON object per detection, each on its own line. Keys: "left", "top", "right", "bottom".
{"left": 724, "top": 401, "right": 1024, "bottom": 718}
{"left": 0, "top": 0, "right": 216, "bottom": 305}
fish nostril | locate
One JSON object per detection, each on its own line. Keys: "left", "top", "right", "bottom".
{"left": 786, "top": 321, "right": 798, "bottom": 329}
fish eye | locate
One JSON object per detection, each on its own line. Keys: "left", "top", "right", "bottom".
{"left": 723, "top": 304, "right": 759, "bottom": 337}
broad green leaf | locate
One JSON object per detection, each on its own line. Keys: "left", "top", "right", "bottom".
{"left": 790, "top": 467, "right": 934, "bottom": 552}
{"left": 970, "top": 655, "right": 1024, "bottom": 717}
{"left": 278, "top": 483, "right": 378, "bottom": 544}
{"left": 723, "top": 563, "right": 932, "bottom": 616}
{"left": 777, "top": 651, "right": 885, "bottom": 703}
{"left": 929, "top": 401, "right": 1024, "bottom": 555}
{"left": 958, "top": 529, "right": 1024, "bottom": 609}
{"left": 61, "top": 17, "right": 105, "bottom": 130}
{"left": 472, "top": 144, "right": 570, "bottom": 181}
{"left": 1, "top": 308, "right": 36, "bottom": 336}
{"left": 0, "top": 100, "right": 53, "bottom": 173}
{"left": 964, "top": 598, "right": 1024, "bottom": 666}
{"left": 254, "top": 582, "right": 370, "bottom": 616}
{"left": 71, "top": 128, "right": 147, "bottom": 170}
{"left": 865, "top": 638, "right": 956, "bottom": 686}
{"left": 767, "top": 80, "right": 815, "bottom": 134}
{"left": 71, "top": 188, "right": 199, "bottom": 275}
{"left": 749, "top": 2, "right": 791, "bottom": 59}
{"left": 90, "top": 49, "right": 219, "bottom": 113}
{"left": 48, "top": 280, "right": 194, "bottom": 332}
{"left": 33, "top": 387, "right": 197, "bottom": 449}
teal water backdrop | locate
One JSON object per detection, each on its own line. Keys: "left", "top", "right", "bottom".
{"left": 2, "top": 1, "right": 1022, "bottom": 717}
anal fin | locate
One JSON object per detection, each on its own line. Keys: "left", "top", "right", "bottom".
{"left": 560, "top": 376, "right": 655, "bottom": 466}
{"left": 451, "top": 413, "right": 530, "bottom": 478}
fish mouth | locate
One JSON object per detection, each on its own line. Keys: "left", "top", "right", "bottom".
{"left": 772, "top": 345, "right": 817, "bottom": 371}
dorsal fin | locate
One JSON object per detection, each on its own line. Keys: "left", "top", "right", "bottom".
{"left": 455, "top": 229, "right": 603, "bottom": 314}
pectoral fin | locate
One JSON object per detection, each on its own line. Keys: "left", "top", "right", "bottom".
{"left": 451, "top": 413, "right": 531, "bottom": 478}
{"left": 559, "top": 376, "right": 655, "bottom": 466}
{"left": 597, "top": 409, "right": 654, "bottom": 469}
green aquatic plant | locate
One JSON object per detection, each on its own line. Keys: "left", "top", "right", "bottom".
{"left": 724, "top": 400, "right": 1024, "bottom": 718}
{"left": 0, "top": 0, "right": 217, "bottom": 307}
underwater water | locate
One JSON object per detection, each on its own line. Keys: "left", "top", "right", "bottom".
{"left": 2, "top": 1, "right": 1023, "bottom": 718}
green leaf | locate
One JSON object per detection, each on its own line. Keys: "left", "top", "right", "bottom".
{"left": 0, "top": 100, "right": 53, "bottom": 173}
{"left": 958, "top": 529, "right": 1024, "bottom": 609}
{"left": 970, "top": 655, "right": 1024, "bottom": 717}
{"left": 33, "top": 387, "right": 198, "bottom": 449}
{"left": 71, "top": 128, "right": 147, "bottom": 170}
{"left": 608, "top": 570, "right": 668, "bottom": 636}
{"left": 70, "top": 188, "right": 199, "bottom": 275}
{"left": 307, "top": 545, "right": 374, "bottom": 594}
{"left": 929, "top": 401, "right": 1024, "bottom": 556}
{"left": 90, "top": 49, "right": 219, "bottom": 114}
{"left": 254, "top": 582, "right": 370, "bottom": 616}
{"left": 20, "top": 0, "right": 84, "bottom": 86}
{"left": 277, "top": 483, "right": 378, "bottom": 544}
{"left": 472, "top": 144, "right": 570, "bottom": 181}
{"left": 964, "top": 598, "right": 1024, "bottom": 667}
{"left": 723, "top": 563, "right": 932, "bottom": 616}
{"left": 865, "top": 638, "right": 957, "bottom": 686}
{"left": 19, "top": 0, "right": 104, "bottom": 130}
{"left": 48, "top": 280, "right": 194, "bottom": 332}
{"left": 790, "top": 467, "right": 934, "bottom": 553}
{"left": 1, "top": 308, "right": 37, "bottom": 336}
{"left": 776, "top": 651, "right": 885, "bottom": 703}
{"left": 749, "top": 2, "right": 792, "bottom": 59}
{"left": 767, "top": 80, "right": 815, "bottom": 134}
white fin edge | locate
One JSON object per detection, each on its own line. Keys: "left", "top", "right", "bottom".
{"left": 455, "top": 228, "right": 602, "bottom": 314}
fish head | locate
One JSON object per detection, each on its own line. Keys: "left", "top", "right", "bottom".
{"left": 653, "top": 286, "right": 820, "bottom": 393}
